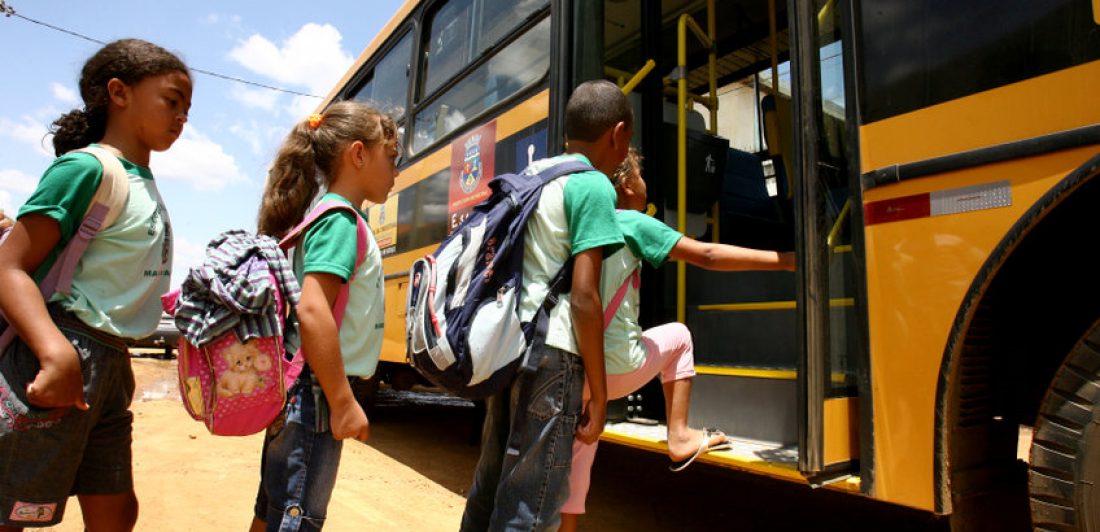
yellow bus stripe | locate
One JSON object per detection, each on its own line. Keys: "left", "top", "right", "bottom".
{"left": 695, "top": 366, "right": 851, "bottom": 384}
{"left": 697, "top": 298, "right": 854, "bottom": 312}
{"left": 599, "top": 427, "right": 862, "bottom": 493}
{"left": 695, "top": 366, "right": 796, "bottom": 379}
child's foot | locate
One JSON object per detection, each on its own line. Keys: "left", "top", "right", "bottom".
{"left": 667, "top": 427, "right": 730, "bottom": 463}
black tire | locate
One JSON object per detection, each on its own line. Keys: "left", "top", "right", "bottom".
{"left": 1029, "top": 319, "right": 1100, "bottom": 531}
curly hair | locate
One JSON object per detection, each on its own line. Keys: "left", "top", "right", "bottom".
{"left": 50, "top": 39, "right": 190, "bottom": 156}
{"left": 611, "top": 147, "right": 643, "bottom": 191}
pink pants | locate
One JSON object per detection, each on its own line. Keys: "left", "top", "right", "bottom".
{"left": 561, "top": 322, "right": 696, "bottom": 514}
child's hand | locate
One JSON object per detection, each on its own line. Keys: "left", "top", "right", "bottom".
{"left": 330, "top": 398, "right": 370, "bottom": 442}
{"left": 575, "top": 398, "right": 606, "bottom": 444}
{"left": 780, "top": 251, "right": 797, "bottom": 271}
{"left": 26, "top": 343, "right": 89, "bottom": 410}
{"left": 0, "top": 210, "right": 12, "bottom": 232}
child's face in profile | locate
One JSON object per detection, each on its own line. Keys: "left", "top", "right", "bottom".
{"left": 617, "top": 166, "right": 648, "bottom": 212}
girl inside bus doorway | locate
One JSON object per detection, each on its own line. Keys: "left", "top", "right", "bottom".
{"left": 560, "top": 148, "right": 795, "bottom": 530}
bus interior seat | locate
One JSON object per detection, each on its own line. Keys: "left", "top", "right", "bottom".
{"left": 656, "top": 123, "right": 729, "bottom": 237}
{"left": 655, "top": 103, "right": 729, "bottom": 234}
{"left": 720, "top": 148, "right": 795, "bottom": 251}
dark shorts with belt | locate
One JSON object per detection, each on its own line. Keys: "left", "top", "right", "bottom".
{"left": 0, "top": 304, "right": 135, "bottom": 527}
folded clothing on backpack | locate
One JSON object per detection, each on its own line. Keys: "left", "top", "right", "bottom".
{"left": 175, "top": 230, "right": 301, "bottom": 347}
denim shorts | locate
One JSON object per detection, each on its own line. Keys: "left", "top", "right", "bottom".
{"left": 253, "top": 365, "right": 343, "bottom": 532}
{"left": 0, "top": 304, "right": 134, "bottom": 527}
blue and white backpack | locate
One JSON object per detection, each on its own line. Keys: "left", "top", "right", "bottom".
{"left": 405, "top": 160, "right": 594, "bottom": 399}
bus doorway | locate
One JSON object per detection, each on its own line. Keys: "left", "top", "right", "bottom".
{"left": 586, "top": 0, "right": 866, "bottom": 487}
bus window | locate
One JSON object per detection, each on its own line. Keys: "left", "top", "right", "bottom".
{"left": 393, "top": 169, "right": 450, "bottom": 256}
{"left": 411, "top": 16, "right": 551, "bottom": 153}
{"left": 350, "top": 31, "right": 413, "bottom": 121}
{"left": 421, "top": 0, "right": 473, "bottom": 98}
{"left": 420, "top": 0, "right": 548, "bottom": 98}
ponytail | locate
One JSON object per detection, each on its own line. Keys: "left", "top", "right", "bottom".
{"left": 257, "top": 122, "right": 320, "bottom": 238}
{"left": 51, "top": 107, "right": 108, "bottom": 157}
{"left": 257, "top": 100, "right": 398, "bottom": 238}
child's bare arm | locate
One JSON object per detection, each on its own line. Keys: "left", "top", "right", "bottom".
{"left": 298, "top": 272, "right": 369, "bottom": 442}
{"left": 0, "top": 214, "right": 88, "bottom": 409}
{"left": 667, "top": 236, "right": 796, "bottom": 272}
{"left": 571, "top": 247, "right": 607, "bottom": 445}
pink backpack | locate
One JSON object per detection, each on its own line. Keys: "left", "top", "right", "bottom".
{"left": 164, "top": 200, "right": 368, "bottom": 436}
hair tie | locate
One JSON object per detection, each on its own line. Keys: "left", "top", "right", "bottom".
{"left": 307, "top": 113, "right": 324, "bottom": 130}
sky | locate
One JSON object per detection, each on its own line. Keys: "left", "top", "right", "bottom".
{"left": 0, "top": 0, "right": 407, "bottom": 286}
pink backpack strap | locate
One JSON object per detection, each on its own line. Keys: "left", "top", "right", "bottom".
{"left": 278, "top": 200, "right": 370, "bottom": 325}
{"left": 603, "top": 268, "right": 640, "bottom": 330}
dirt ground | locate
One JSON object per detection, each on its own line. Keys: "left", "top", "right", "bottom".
{"left": 35, "top": 356, "right": 949, "bottom": 532}
{"left": 40, "top": 356, "right": 475, "bottom": 532}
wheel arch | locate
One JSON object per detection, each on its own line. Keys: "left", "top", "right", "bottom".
{"left": 933, "top": 150, "right": 1100, "bottom": 516}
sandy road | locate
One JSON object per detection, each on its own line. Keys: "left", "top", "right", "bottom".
{"left": 40, "top": 357, "right": 474, "bottom": 532}
{"left": 38, "top": 356, "right": 947, "bottom": 531}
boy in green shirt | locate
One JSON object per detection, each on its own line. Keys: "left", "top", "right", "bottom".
{"left": 460, "top": 80, "right": 630, "bottom": 532}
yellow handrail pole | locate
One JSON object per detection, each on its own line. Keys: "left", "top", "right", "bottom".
{"left": 676, "top": 10, "right": 714, "bottom": 323}
{"left": 677, "top": 14, "right": 689, "bottom": 323}
{"left": 769, "top": 0, "right": 779, "bottom": 94}
{"left": 621, "top": 59, "right": 656, "bottom": 96}
{"left": 826, "top": 199, "right": 851, "bottom": 251}
{"left": 707, "top": 0, "right": 717, "bottom": 135}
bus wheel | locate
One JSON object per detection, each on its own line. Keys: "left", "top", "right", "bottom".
{"left": 1028, "top": 318, "right": 1100, "bottom": 530}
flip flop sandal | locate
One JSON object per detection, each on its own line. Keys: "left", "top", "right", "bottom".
{"left": 669, "top": 428, "right": 732, "bottom": 472}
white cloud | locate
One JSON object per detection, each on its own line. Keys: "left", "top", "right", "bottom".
{"left": 50, "top": 82, "right": 79, "bottom": 105}
{"left": 289, "top": 94, "right": 323, "bottom": 121}
{"left": 0, "top": 190, "right": 12, "bottom": 214}
{"left": 230, "top": 84, "right": 279, "bottom": 111}
{"left": 228, "top": 23, "right": 353, "bottom": 98}
{"left": 151, "top": 127, "right": 249, "bottom": 191}
{"left": 0, "top": 116, "right": 53, "bottom": 158}
{"left": 0, "top": 169, "right": 37, "bottom": 194}
{"left": 171, "top": 235, "right": 207, "bottom": 289}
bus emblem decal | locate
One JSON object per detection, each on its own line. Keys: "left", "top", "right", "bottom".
{"left": 461, "top": 134, "right": 483, "bottom": 194}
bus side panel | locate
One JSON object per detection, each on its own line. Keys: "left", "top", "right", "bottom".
{"left": 858, "top": 61, "right": 1100, "bottom": 511}
{"left": 375, "top": 91, "right": 551, "bottom": 366}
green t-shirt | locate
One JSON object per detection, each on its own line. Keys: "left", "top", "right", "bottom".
{"left": 18, "top": 148, "right": 173, "bottom": 338}
{"left": 296, "top": 193, "right": 385, "bottom": 378}
{"left": 517, "top": 154, "right": 624, "bottom": 354}
{"left": 602, "top": 210, "right": 683, "bottom": 374}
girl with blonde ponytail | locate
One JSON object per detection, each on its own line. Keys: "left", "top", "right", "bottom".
{"left": 251, "top": 101, "right": 399, "bottom": 532}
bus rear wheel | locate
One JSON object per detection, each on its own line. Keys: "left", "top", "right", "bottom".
{"left": 1028, "top": 318, "right": 1100, "bottom": 531}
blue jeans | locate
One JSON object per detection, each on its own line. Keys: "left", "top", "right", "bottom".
{"left": 254, "top": 366, "right": 342, "bottom": 532}
{"left": 460, "top": 345, "right": 585, "bottom": 532}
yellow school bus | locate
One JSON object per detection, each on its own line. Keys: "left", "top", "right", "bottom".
{"left": 321, "top": 0, "right": 1100, "bottom": 528}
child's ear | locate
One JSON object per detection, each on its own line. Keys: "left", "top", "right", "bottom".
{"left": 106, "top": 78, "right": 129, "bottom": 108}
{"left": 347, "top": 140, "right": 367, "bottom": 168}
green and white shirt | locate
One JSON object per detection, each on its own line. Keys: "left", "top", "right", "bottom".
{"left": 517, "top": 154, "right": 624, "bottom": 355}
{"left": 297, "top": 193, "right": 385, "bottom": 378}
{"left": 602, "top": 209, "right": 682, "bottom": 374}
{"left": 19, "top": 148, "right": 173, "bottom": 339}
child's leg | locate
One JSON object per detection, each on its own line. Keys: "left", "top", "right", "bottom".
{"left": 561, "top": 353, "right": 668, "bottom": 519}
{"left": 255, "top": 367, "right": 343, "bottom": 532}
{"left": 484, "top": 346, "right": 584, "bottom": 531}
{"left": 78, "top": 492, "right": 138, "bottom": 532}
{"left": 640, "top": 323, "right": 727, "bottom": 460}
{"left": 459, "top": 386, "right": 512, "bottom": 532}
